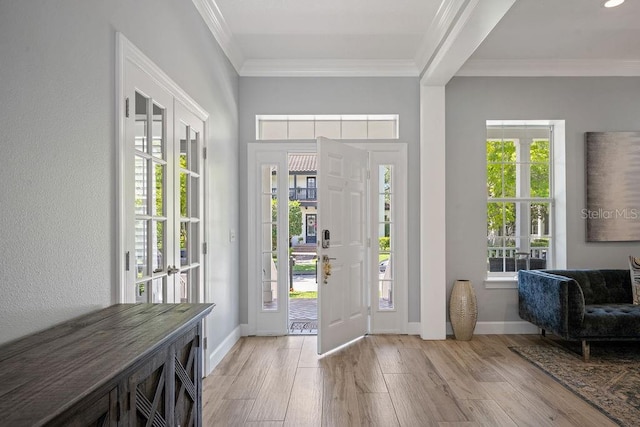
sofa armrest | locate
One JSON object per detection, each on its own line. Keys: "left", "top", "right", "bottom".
{"left": 518, "top": 270, "right": 585, "bottom": 339}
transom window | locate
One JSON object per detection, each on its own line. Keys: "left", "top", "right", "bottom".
{"left": 486, "top": 121, "right": 553, "bottom": 276}
{"left": 256, "top": 115, "right": 399, "bottom": 140}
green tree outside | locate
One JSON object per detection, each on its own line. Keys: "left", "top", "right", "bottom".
{"left": 271, "top": 198, "right": 303, "bottom": 250}
{"left": 487, "top": 139, "right": 550, "bottom": 247}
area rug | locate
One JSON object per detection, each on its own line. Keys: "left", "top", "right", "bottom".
{"left": 289, "top": 319, "right": 317, "bottom": 335}
{"left": 510, "top": 341, "right": 640, "bottom": 426}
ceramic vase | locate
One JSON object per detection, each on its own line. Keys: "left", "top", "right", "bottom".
{"left": 449, "top": 280, "right": 477, "bottom": 340}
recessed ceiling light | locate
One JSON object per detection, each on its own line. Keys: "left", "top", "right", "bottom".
{"left": 604, "top": 0, "right": 624, "bottom": 7}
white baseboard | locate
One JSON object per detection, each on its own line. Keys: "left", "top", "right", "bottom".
{"left": 446, "top": 321, "right": 539, "bottom": 335}
{"left": 237, "top": 321, "right": 537, "bottom": 347}
{"left": 207, "top": 325, "right": 241, "bottom": 375}
{"left": 406, "top": 322, "right": 421, "bottom": 335}
{"left": 240, "top": 323, "right": 251, "bottom": 336}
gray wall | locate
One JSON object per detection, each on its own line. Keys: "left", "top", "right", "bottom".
{"left": 238, "top": 77, "right": 421, "bottom": 323}
{"left": 446, "top": 76, "right": 640, "bottom": 322}
{"left": 0, "top": 0, "right": 240, "bottom": 348}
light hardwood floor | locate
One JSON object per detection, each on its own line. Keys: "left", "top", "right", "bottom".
{"left": 203, "top": 334, "right": 616, "bottom": 426}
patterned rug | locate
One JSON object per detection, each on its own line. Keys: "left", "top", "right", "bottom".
{"left": 289, "top": 319, "right": 317, "bottom": 335}
{"left": 510, "top": 340, "right": 640, "bottom": 426}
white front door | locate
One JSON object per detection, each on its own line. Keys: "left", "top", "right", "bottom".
{"left": 317, "top": 137, "right": 369, "bottom": 354}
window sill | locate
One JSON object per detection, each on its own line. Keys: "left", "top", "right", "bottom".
{"left": 484, "top": 276, "right": 518, "bottom": 289}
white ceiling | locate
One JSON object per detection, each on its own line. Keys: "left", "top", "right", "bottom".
{"left": 192, "top": 0, "right": 640, "bottom": 79}
{"left": 215, "top": 0, "right": 439, "bottom": 61}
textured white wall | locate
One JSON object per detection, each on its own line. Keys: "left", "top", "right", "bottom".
{"left": 0, "top": 0, "right": 239, "bottom": 347}
{"left": 446, "top": 76, "right": 640, "bottom": 322}
{"left": 238, "top": 77, "right": 421, "bottom": 323}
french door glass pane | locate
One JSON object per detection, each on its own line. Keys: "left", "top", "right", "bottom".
{"left": 179, "top": 271, "right": 189, "bottom": 303}
{"left": 190, "top": 176, "right": 199, "bottom": 215}
{"left": 135, "top": 156, "right": 147, "bottom": 215}
{"left": 151, "top": 278, "right": 163, "bottom": 303}
{"left": 152, "top": 162, "right": 164, "bottom": 216}
{"left": 135, "top": 92, "right": 148, "bottom": 152}
{"left": 190, "top": 222, "right": 200, "bottom": 264}
{"left": 180, "top": 171, "right": 188, "bottom": 217}
{"left": 152, "top": 220, "right": 164, "bottom": 273}
{"left": 189, "top": 221, "right": 200, "bottom": 264}
{"left": 136, "top": 280, "right": 149, "bottom": 303}
{"left": 135, "top": 220, "right": 148, "bottom": 278}
{"left": 190, "top": 131, "right": 199, "bottom": 173}
{"left": 179, "top": 124, "right": 188, "bottom": 171}
{"left": 180, "top": 222, "right": 188, "bottom": 266}
{"left": 152, "top": 103, "right": 164, "bottom": 158}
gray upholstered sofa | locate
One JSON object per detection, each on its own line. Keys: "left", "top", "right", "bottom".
{"left": 518, "top": 269, "right": 640, "bottom": 361}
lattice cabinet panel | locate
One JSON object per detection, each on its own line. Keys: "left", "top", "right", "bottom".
{"left": 173, "top": 327, "right": 200, "bottom": 427}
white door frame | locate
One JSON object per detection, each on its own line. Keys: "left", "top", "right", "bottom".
{"left": 246, "top": 141, "right": 408, "bottom": 336}
{"left": 247, "top": 142, "right": 314, "bottom": 335}
{"left": 364, "top": 143, "right": 408, "bottom": 334}
{"left": 115, "top": 33, "right": 212, "bottom": 371}
{"left": 116, "top": 33, "right": 209, "bottom": 301}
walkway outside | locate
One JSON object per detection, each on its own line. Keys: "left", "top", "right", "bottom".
{"left": 289, "top": 274, "right": 317, "bottom": 334}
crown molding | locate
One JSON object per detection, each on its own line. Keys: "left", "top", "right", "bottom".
{"left": 414, "top": 0, "right": 470, "bottom": 74}
{"left": 457, "top": 59, "right": 640, "bottom": 77}
{"left": 239, "top": 59, "right": 420, "bottom": 77}
{"left": 191, "top": 0, "right": 244, "bottom": 72}
{"left": 420, "top": 0, "right": 516, "bottom": 86}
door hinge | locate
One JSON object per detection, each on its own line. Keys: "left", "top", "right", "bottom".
{"left": 125, "top": 251, "right": 130, "bottom": 271}
{"left": 203, "top": 146, "right": 207, "bottom": 160}
{"left": 125, "top": 97, "right": 129, "bottom": 118}
{"left": 203, "top": 337, "right": 208, "bottom": 350}
{"left": 367, "top": 169, "right": 371, "bottom": 179}
{"left": 367, "top": 306, "right": 371, "bottom": 315}
{"left": 367, "top": 238, "right": 371, "bottom": 248}
{"left": 203, "top": 242, "right": 208, "bottom": 254}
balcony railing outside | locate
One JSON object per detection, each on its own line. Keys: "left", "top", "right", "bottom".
{"left": 487, "top": 247, "right": 549, "bottom": 272}
{"left": 487, "top": 247, "right": 548, "bottom": 259}
{"left": 288, "top": 187, "right": 317, "bottom": 201}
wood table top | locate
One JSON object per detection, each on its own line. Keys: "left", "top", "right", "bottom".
{"left": 0, "top": 303, "right": 214, "bottom": 426}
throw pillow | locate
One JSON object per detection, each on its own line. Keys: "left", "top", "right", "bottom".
{"left": 628, "top": 256, "right": 640, "bottom": 304}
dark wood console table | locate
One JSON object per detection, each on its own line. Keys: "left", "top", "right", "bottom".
{"left": 0, "top": 303, "right": 214, "bottom": 426}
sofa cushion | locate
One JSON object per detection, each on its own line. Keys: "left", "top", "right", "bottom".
{"left": 580, "top": 304, "right": 640, "bottom": 337}
{"left": 544, "top": 269, "right": 631, "bottom": 305}
{"left": 628, "top": 256, "right": 640, "bottom": 304}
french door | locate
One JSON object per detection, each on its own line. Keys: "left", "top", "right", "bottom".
{"left": 122, "top": 65, "right": 204, "bottom": 304}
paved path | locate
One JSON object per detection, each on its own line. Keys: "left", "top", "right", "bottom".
{"left": 289, "top": 298, "right": 317, "bottom": 321}
{"left": 289, "top": 275, "right": 317, "bottom": 334}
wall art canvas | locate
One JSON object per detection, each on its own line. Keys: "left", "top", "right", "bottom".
{"left": 585, "top": 131, "right": 640, "bottom": 242}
